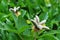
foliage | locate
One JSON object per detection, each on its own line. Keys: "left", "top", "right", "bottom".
{"left": 0, "top": 0, "right": 60, "bottom": 40}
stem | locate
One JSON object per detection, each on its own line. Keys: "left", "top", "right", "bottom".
{"left": 18, "top": 33, "right": 24, "bottom": 40}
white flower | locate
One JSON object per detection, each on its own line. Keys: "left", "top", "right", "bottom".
{"left": 31, "top": 15, "right": 49, "bottom": 30}
{"left": 9, "top": 6, "right": 20, "bottom": 13}
{"left": 9, "top": 6, "right": 21, "bottom": 17}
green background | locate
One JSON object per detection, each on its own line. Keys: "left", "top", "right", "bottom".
{"left": 0, "top": 0, "right": 60, "bottom": 40}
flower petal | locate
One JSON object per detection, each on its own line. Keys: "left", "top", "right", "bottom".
{"left": 35, "top": 15, "right": 40, "bottom": 23}
{"left": 43, "top": 26, "right": 49, "bottom": 29}
{"left": 37, "top": 25, "right": 43, "bottom": 30}
{"left": 31, "top": 19, "right": 38, "bottom": 27}
{"left": 16, "top": 6, "right": 20, "bottom": 10}
{"left": 40, "top": 20, "right": 46, "bottom": 24}
{"left": 13, "top": 7, "right": 17, "bottom": 12}
{"left": 9, "top": 8, "right": 13, "bottom": 11}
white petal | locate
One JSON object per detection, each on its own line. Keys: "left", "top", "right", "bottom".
{"left": 13, "top": 7, "right": 17, "bottom": 12}
{"left": 31, "top": 19, "right": 36, "bottom": 24}
{"left": 34, "top": 17, "right": 36, "bottom": 22}
{"left": 37, "top": 25, "right": 43, "bottom": 30}
{"left": 43, "top": 26, "right": 49, "bottom": 29}
{"left": 40, "top": 20, "right": 46, "bottom": 24}
{"left": 9, "top": 8, "right": 13, "bottom": 11}
{"left": 31, "top": 19, "right": 38, "bottom": 27}
{"left": 35, "top": 15, "right": 40, "bottom": 23}
{"left": 16, "top": 6, "right": 20, "bottom": 10}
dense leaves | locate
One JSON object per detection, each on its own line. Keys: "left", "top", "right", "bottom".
{"left": 0, "top": 0, "right": 60, "bottom": 40}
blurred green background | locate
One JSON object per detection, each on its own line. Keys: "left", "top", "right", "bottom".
{"left": 0, "top": 0, "right": 60, "bottom": 40}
